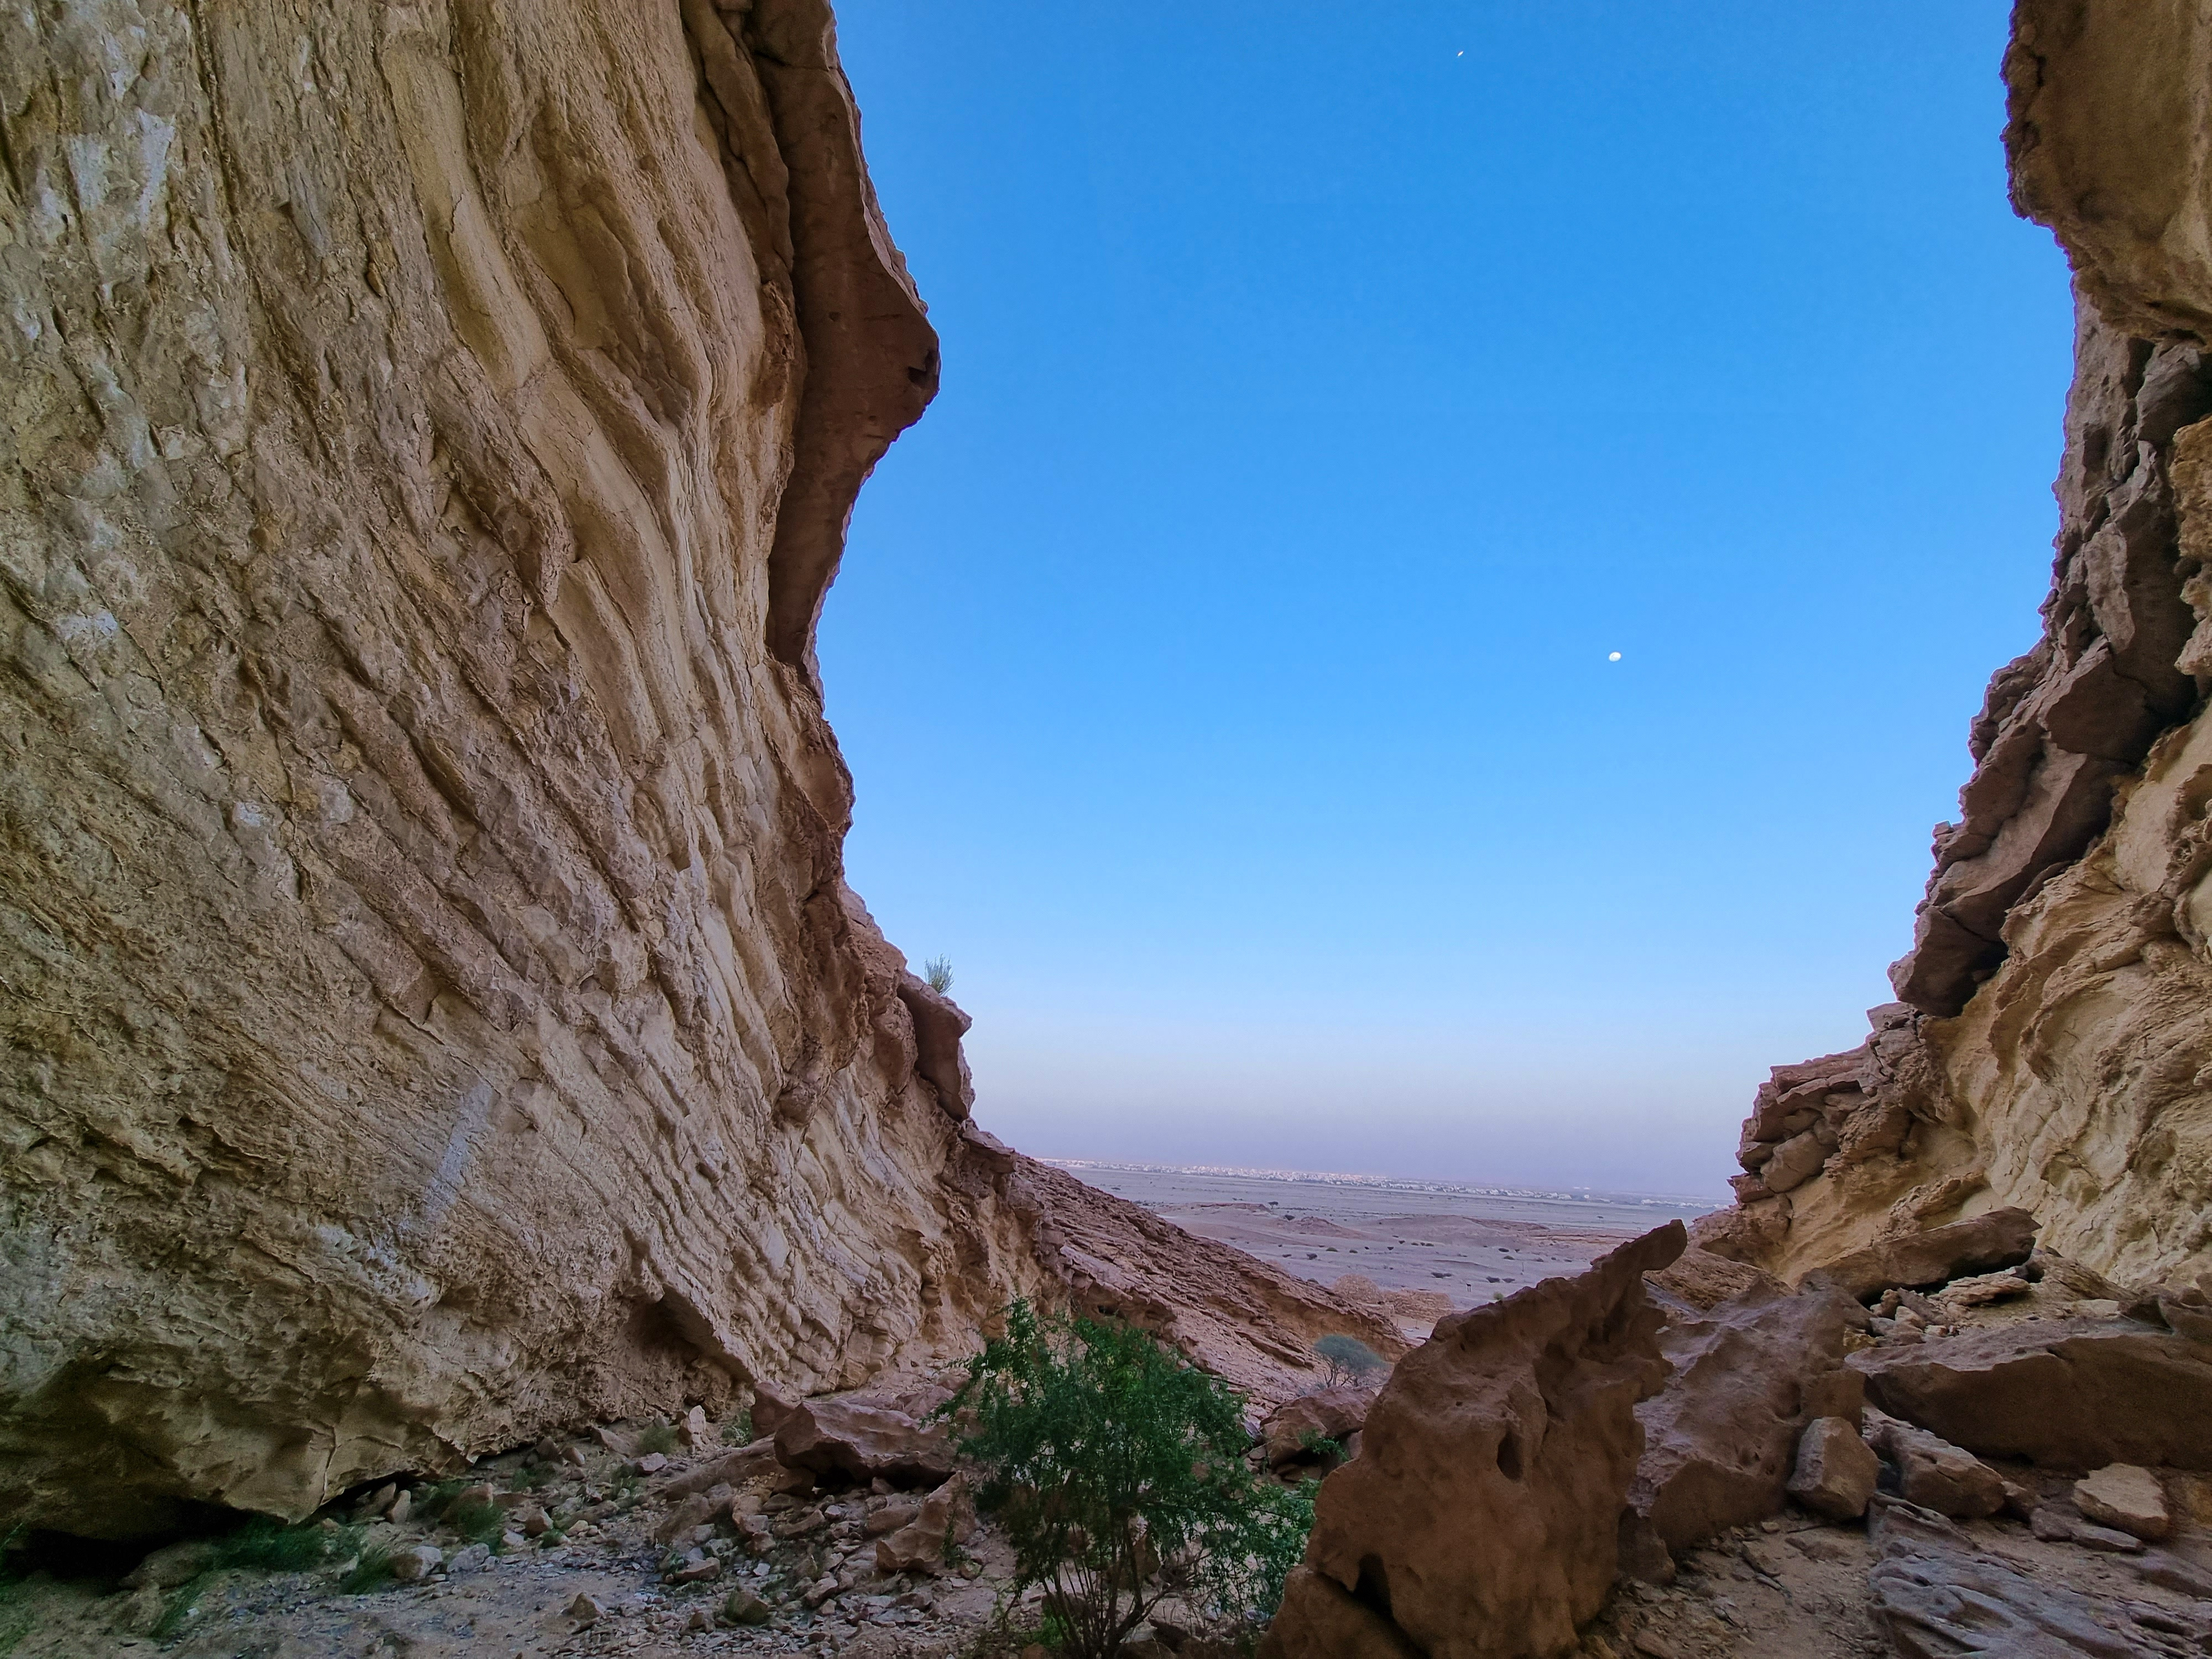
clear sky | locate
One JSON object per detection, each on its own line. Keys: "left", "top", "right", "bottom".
{"left": 818, "top": 2, "right": 2074, "bottom": 1197}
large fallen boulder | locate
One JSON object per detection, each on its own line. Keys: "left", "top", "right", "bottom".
{"left": 873, "top": 1475, "right": 975, "bottom": 1573}
{"left": 1805, "top": 1209, "right": 2039, "bottom": 1301}
{"left": 1850, "top": 1316, "right": 2212, "bottom": 1469}
{"left": 1627, "top": 1281, "right": 1864, "bottom": 1551}
{"left": 1256, "top": 1223, "right": 1686, "bottom": 1659}
{"left": 771, "top": 1400, "right": 954, "bottom": 1486}
{"left": 1786, "top": 1416, "right": 1880, "bottom": 1521}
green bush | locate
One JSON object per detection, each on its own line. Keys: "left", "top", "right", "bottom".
{"left": 340, "top": 1545, "right": 395, "bottom": 1595}
{"left": 1311, "top": 1334, "right": 1386, "bottom": 1388}
{"left": 721, "top": 1411, "right": 755, "bottom": 1446}
{"left": 942, "top": 1301, "right": 1315, "bottom": 1658}
{"left": 924, "top": 956, "right": 954, "bottom": 993}
{"left": 637, "top": 1421, "right": 678, "bottom": 1455}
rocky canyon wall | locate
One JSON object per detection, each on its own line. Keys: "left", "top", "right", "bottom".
{"left": 0, "top": 0, "right": 1398, "bottom": 1540}
{"left": 1704, "top": 0, "right": 2212, "bottom": 1296}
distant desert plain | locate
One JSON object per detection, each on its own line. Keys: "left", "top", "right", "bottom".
{"left": 1049, "top": 1159, "right": 1720, "bottom": 1335}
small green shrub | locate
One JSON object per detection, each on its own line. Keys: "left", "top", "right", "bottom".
{"left": 444, "top": 1498, "right": 505, "bottom": 1548}
{"left": 942, "top": 1301, "right": 1316, "bottom": 1658}
{"left": 340, "top": 1546, "right": 395, "bottom": 1595}
{"left": 637, "top": 1421, "right": 678, "bottom": 1455}
{"left": 721, "top": 1411, "right": 755, "bottom": 1446}
{"left": 1311, "top": 1334, "right": 1386, "bottom": 1388}
{"left": 924, "top": 957, "right": 954, "bottom": 993}
{"left": 154, "top": 1519, "right": 362, "bottom": 1633}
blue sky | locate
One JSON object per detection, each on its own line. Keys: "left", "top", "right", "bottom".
{"left": 818, "top": 2, "right": 2074, "bottom": 1196}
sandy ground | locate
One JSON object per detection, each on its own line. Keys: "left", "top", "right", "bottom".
{"left": 1049, "top": 1161, "right": 1717, "bottom": 1319}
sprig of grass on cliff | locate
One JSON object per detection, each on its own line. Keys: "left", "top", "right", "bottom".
{"left": 924, "top": 957, "right": 954, "bottom": 993}
{"left": 443, "top": 1498, "right": 507, "bottom": 1550}
{"left": 637, "top": 1421, "right": 678, "bottom": 1455}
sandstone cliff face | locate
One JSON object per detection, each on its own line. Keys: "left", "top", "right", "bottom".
{"left": 0, "top": 0, "right": 1398, "bottom": 1539}
{"left": 1703, "top": 0, "right": 2212, "bottom": 1293}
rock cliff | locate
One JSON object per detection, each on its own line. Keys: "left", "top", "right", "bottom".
{"left": 0, "top": 0, "right": 1397, "bottom": 1539}
{"left": 1704, "top": 0, "right": 2212, "bottom": 1296}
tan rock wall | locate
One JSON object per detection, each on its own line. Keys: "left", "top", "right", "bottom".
{"left": 1702, "top": 0, "right": 2212, "bottom": 1295}
{"left": 0, "top": 0, "right": 1399, "bottom": 1538}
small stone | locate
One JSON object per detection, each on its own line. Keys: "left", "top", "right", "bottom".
{"left": 1631, "top": 1631, "right": 1678, "bottom": 1659}
{"left": 446, "top": 1542, "right": 492, "bottom": 1577}
{"left": 500, "top": 1530, "right": 527, "bottom": 1551}
{"left": 518, "top": 1505, "right": 551, "bottom": 1537}
{"left": 674, "top": 1557, "right": 723, "bottom": 1584}
{"left": 389, "top": 1545, "right": 443, "bottom": 1583}
{"left": 724, "top": 1589, "right": 773, "bottom": 1626}
{"left": 635, "top": 1452, "right": 668, "bottom": 1475}
{"left": 1863, "top": 1411, "right": 2004, "bottom": 1517}
{"left": 386, "top": 1489, "right": 413, "bottom": 1525}
{"left": 1786, "top": 1416, "right": 1880, "bottom": 1521}
{"left": 684, "top": 1606, "right": 714, "bottom": 1632}
{"left": 566, "top": 1591, "right": 604, "bottom": 1624}
{"left": 2074, "top": 1464, "right": 2172, "bottom": 1541}
{"left": 802, "top": 1574, "right": 841, "bottom": 1608}
{"left": 121, "top": 1540, "right": 218, "bottom": 1590}
{"left": 561, "top": 1444, "right": 587, "bottom": 1469}
{"left": 359, "top": 1483, "right": 398, "bottom": 1519}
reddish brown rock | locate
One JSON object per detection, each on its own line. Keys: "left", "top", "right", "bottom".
{"left": 1257, "top": 1223, "right": 1685, "bottom": 1659}
{"left": 1262, "top": 1388, "right": 1374, "bottom": 1470}
{"left": 1863, "top": 1410, "right": 2005, "bottom": 1519}
{"left": 773, "top": 1399, "right": 954, "bottom": 1486}
{"left": 1850, "top": 1316, "right": 2212, "bottom": 1470}
{"left": 1806, "top": 1211, "right": 2041, "bottom": 1302}
{"left": 1628, "top": 1282, "right": 1864, "bottom": 1551}
{"left": 1786, "top": 1416, "right": 1880, "bottom": 1521}
{"left": 872, "top": 1475, "right": 975, "bottom": 1574}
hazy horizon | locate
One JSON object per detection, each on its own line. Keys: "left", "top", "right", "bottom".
{"left": 821, "top": 2, "right": 2072, "bottom": 1197}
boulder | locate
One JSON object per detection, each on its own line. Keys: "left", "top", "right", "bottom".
{"left": 774, "top": 1400, "right": 954, "bottom": 1485}
{"left": 1256, "top": 1223, "right": 1685, "bottom": 1659}
{"left": 2031, "top": 1504, "right": 2147, "bottom": 1553}
{"left": 2074, "top": 1465, "right": 2172, "bottom": 1542}
{"left": 1262, "top": 1389, "right": 1374, "bottom": 1469}
{"left": 1786, "top": 1416, "right": 1880, "bottom": 1521}
{"left": 1627, "top": 1282, "right": 1863, "bottom": 1550}
{"left": 1850, "top": 1316, "right": 2212, "bottom": 1469}
{"left": 1644, "top": 1249, "right": 1786, "bottom": 1313}
{"left": 664, "top": 1438, "right": 778, "bottom": 1498}
{"left": 1806, "top": 1210, "right": 2039, "bottom": 1302}
{"left": 389, "top": 1545, "right": 443, "bottom": 1584}
{"left": 873, "top": 1476, "right": 975, "bottom": 1575}
{"left": 121, "top": 1540, "right": 217, "bottom": 1590}
{"left": 1863, "top": 1411, "right": 2005, "bottom": 1519}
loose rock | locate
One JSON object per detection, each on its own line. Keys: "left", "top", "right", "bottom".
{"left": 1785, "top": 1416, "right": 1880, "bottom": 1521}
{"left": 2073, "top": 1464, "right": 2172, "bottom": 1542}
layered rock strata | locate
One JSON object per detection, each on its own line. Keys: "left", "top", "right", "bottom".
{"left": 0, "top": 0, "right": 1395, "bottom": 1539}
{"left": 1703, "top": 0, "right": 2212, "bottom": 1293}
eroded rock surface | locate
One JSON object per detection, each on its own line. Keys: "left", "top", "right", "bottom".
{"left": 0, "top": 0, "right": 1396, "bottom": 1540}
{"left": 1702, "top": 0, "right": 2212, "bottom": 1296}
{"left": 1628, "top": 1280, "right": 1864, "bottom": 1552}
{"left": 1258, "top": 1223, "right": 1684, "bottom": 1659}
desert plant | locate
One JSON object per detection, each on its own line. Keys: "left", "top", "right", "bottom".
{"left": 340, "top": 1545, "right": 396, "bottom": 1595}
{"left": 637, "top": 1420, "right": 678, "bottom": 1454}
{"left": 941, "top": 1301, "right": 1314, "bottom": 1658}
{"left": 924, "top": 956, "right": 954, "bottom": 993}
{"left": 155, "top": 1519, "right": 362, "bottom": 1634}
{"left": 721, "top": 1410, "right": 755, "bottom": 1446}
{"left": 1311, "top": 1334, "right": 1386, "bottom": 1388}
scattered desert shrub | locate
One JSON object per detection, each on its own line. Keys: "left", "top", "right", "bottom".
{"left": 924, "top": 956, "right": 954, "bottom": 993}
{"left": 1311, "top": 1333, "right": 1386, "bottom": 1387}
{"left": 637, "top": 1420, "right": 678, "bottom": 1455}
{"left": 722, "top": 1410, "right": 756, "bottom": 1446}
{"left": 942, "top": 1301, "right": 1315, "bottom": 1658}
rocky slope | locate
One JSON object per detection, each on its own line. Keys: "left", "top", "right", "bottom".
{"left": 0, "top": 0, "right": 1395, "bottom": 1541}
{"left": 1702, "top": 0, "right": 2212, "bottom": 1296}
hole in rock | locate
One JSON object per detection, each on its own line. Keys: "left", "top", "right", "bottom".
{"left": 1353, "top": 1552, "right": 1394, "bottom": 1617}
{"left": 1496, "top": 1430, "right": 1524, "bottom": 1480}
